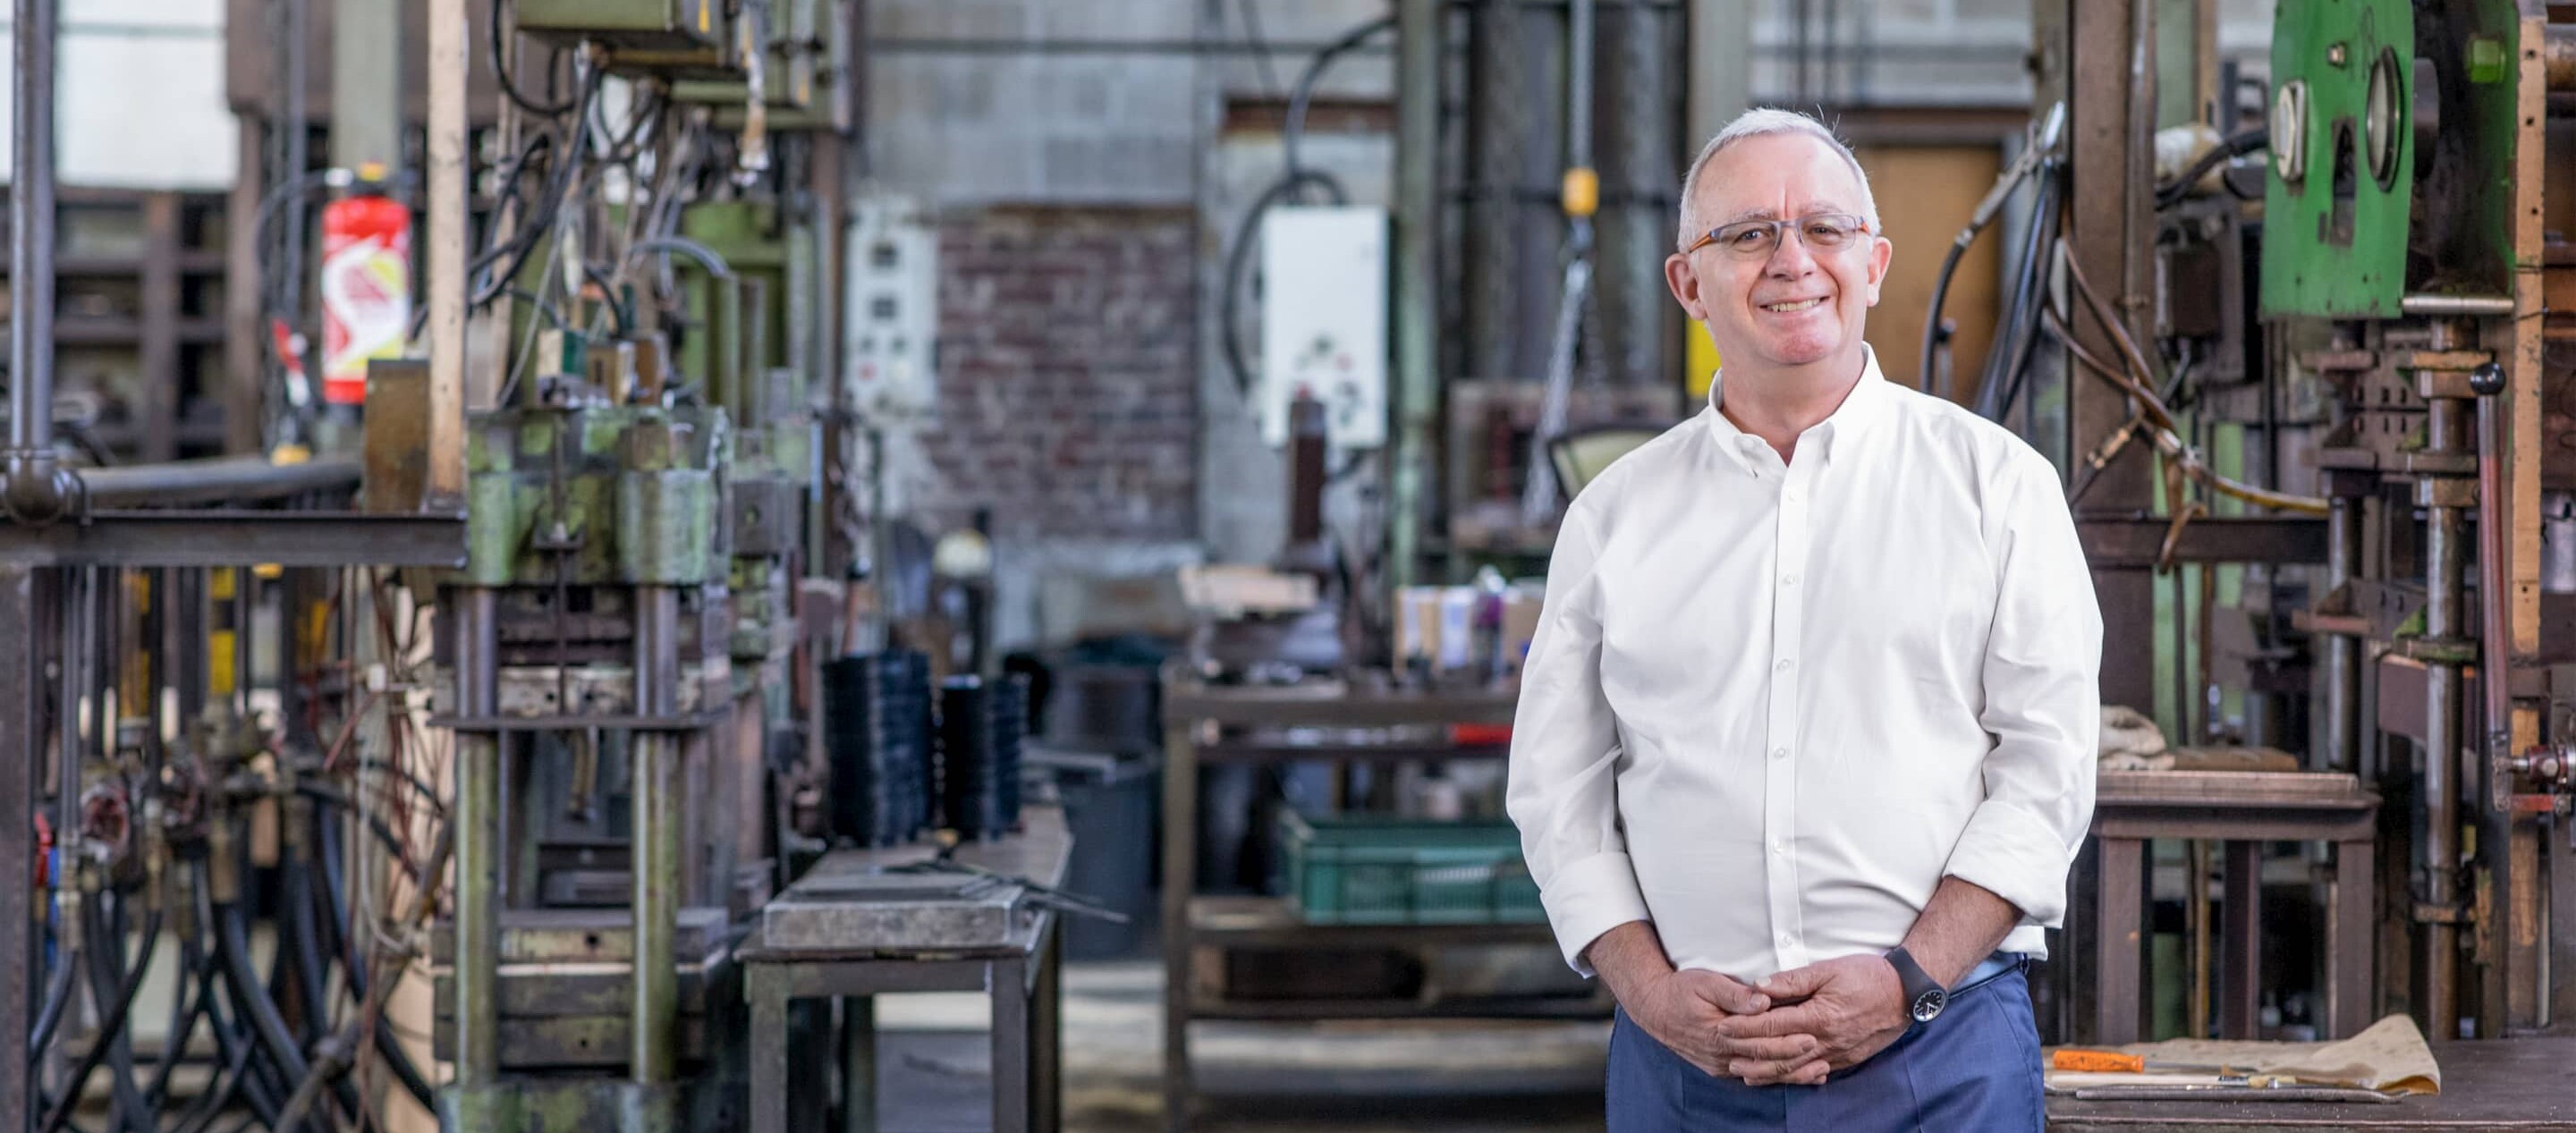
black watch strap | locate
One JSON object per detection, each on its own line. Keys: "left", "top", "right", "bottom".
{"left": 1884, "top": 945, "right": 1947, "bottom": 1023}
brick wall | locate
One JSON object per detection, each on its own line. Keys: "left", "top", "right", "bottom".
{"left": 916, "top": 206, "right": 1199, "bottom": 542}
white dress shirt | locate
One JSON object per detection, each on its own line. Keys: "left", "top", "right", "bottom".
{"left": 1506, "top": 348, "right": 2101, "bottom": 983}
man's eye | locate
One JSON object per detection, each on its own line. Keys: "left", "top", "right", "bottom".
{"left": 1728, "top": 228, "right": 1768, "bottom": 247}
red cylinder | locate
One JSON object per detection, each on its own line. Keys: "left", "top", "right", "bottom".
{"left": 318, "top": 190, "right": 413, "bottom": 406}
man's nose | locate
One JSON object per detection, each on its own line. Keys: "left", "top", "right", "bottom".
{"left": 1765, "top": 230, "right": 1818, "bottom": 277}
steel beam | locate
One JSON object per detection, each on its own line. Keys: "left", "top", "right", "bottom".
{"left": 0, "top": 565, "right": 36, "bottom": 1133}
{"left": 2074, "top": 517, "right": 2330, "bottom": 568}
{"left": 2057, "top": 0, "right": 2159, "bottom": 713}
{"left": 0, "top": 512, "right": 463, "bottom": 568}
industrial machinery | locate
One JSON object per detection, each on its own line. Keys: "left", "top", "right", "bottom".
{"left": 0, "top": 0, "right": 869, "bottom": 1129}
{"left": 2009, "top": 0, "right": 2576, "bottom": 1046}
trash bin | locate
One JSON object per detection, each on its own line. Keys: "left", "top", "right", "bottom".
{"left": 1027, "top": 746, "right": 1160, "bottom": 960}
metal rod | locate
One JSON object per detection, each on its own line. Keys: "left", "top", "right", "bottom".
{"left": 4, "top": 0, "right": 70, "bottom": 524}
{"left": 2326, "top": 496, "right": 2361, "bottom": 773}
{"left": 2424, "top": 396, "right": 2467, "bottom": 1040}
{"left": 2401, "top": 294, "right": 2517, "bottom": 317}
{"left": 452, "top": 588, "right": 503, "bottom": 1083}
{"left": 1567, "top": 0, "right": 1595, "bottom": 173}
{"left": 631, "top": 585, "right": 682, "bottom": 1085}
{"left": 2477, "top": 379, "right": 2513, "bottom": 806}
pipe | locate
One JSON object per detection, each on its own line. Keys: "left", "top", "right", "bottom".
{"left": 2424, "top": 394, "right": 2468, "bottom": 1040}
{"left": 3, "top": 0, "right": 72, "bottom": 524}
{"left": 1388, "top": 0, "right": 1442, "bottom": 588}
{"left": 631, "top": 585, "right": 682, "bottom": 1084}
{"left": 2547, "top": 25, "right": 2575, "bottom": 91}
{"left": 77, "top": 454, "right": 364, "bottom": 508}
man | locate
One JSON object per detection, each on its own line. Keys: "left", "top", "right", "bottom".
{"left": 1505, "top": 107, "right": 2101, "bottom": 1131}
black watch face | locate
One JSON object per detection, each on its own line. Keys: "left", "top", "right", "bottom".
{"left": 1911, "top": 988, "right": 1946, "bottom": 1023}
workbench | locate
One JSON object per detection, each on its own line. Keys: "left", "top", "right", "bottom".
{"left": 1160, "top": 675, "right": 1606, "bottom": 1133}
{"left": 2046, "top": 1036, "right": 2576, "bottom": 1130}
{"left": 740, "top": 807, "right": 1071, "bottom": 1133}
{"left": 2082, "top": 770, "right": 2380, "bottom": 1044}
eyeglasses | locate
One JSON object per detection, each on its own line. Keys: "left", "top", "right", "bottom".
{"left": 1683, "top": 213, "right": 1875, "bottom": 259}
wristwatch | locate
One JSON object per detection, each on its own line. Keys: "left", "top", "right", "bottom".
{"left": 1883, "top": 945, "right": 1946, "bottom": 1024}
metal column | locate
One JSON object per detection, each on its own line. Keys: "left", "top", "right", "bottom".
{"left": 0, "top": 565, "right": 38, "bottom": 1133}
{"left": 2325, "top": 495, "right": 2363, "bottom": 772}
{"left": 631, "top": 586, "right": 682, "bottom": 1087}
{"left": 2423, "top": 395, "right": 2469, "bottom": 1040}
{"left": 4, "top": 0, "right": 68, "bottom": 524}
{"left": 1388, "top": 0, "right": 1444, "bottom": 588}
{"left": 452, "top": 589, "right": 504, "bottom": 1086}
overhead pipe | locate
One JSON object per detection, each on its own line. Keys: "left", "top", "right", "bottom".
{"left": 3, "top": 0, "right": 74, "bottom": 524}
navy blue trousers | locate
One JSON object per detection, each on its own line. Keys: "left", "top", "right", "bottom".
{"left": 1606, "top": 967, "right": 2043, "bottom": 1133}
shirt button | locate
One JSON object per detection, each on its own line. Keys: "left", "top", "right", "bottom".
{"left": 1775, "top": 658, "right": 1793, "bottom": 672}
{"left": 1778, "top": 934, "right": 1793, "bottom": 947}
{"left": 1780, "top": 574, "right": 1798, "bottom": 587}
{"left": 1786, "top": 488, "right": 1803, "bottom": 503}
{"left": 1771, "top": 841, "right": 1785, "bottom": 855}
{"left": 1772, "top": 747, "right": 1789, "bottom": 760}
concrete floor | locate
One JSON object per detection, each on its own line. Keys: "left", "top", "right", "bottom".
{"left": 873, "top": 960, "right": 1607, "bottom": 1132}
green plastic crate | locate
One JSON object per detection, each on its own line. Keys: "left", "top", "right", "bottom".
{"left": 1275, "top": 811, "right": 1546, "bottom": 926}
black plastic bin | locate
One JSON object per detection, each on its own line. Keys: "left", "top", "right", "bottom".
{"left": 1030, "top": 747, "right": 1160, "bottom": 960}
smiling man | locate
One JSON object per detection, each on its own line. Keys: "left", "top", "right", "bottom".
{"left": 1505, "top": 108, "right": 2103, "bottom": 1131}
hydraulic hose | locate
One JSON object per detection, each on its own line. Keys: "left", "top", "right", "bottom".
{"left": 42, "top": 902, "right": 159, "bottom": 1133}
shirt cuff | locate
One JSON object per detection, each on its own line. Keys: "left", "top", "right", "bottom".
{"left": 1538, "top": 850, "right": 1653, "bottom": 977}
{"left": 1943, "top": 799, "right": 2075, "bottom": 927}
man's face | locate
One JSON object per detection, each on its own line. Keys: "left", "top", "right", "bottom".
{"left": 1665, "top": 133, "right": 1893, "bottom": 374}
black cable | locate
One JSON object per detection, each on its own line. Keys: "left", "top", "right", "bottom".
{"left": 1216, "top": 13, "right": 1388, "bottom": 401}
{"left": 1281, "top": 14, "right": 1394, "bottom": 179}
{"left": 1978, "top": 161, "right": 2061, "bottom": 422}
{"left": 144, "top": 944, "right": 215, "bottom": 1110}
{"left": 1976, "top": 161, "right": 2063, "bottom": 422}
{"left": 1919, "top": 237, "right": 1970, "bottom": 397}
{"left": 1221, "top": 170, "right": 1348, "bottom": 398}
{"left": 2155, "top": 125, "right": 2267, "bottom": 210}
{"left": 40, "top": 903, "right": 159, "bottom": 1133}
{"left": 203, "top": 858, "right": 324, "bottom": 1129}
{"left": 582, "top": 261, "right": 634, "bottom": 334}
{"left": 281, "top": 852, "right": 333, "bottom": 1050}
{"left": 488, "top": 0, "right": 578, "bottom": 115}
{"left": 28, "top": 935, "right": 80, "bottom": 1070}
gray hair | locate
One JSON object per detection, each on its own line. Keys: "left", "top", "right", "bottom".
{"left": 1675, "top": 107, "right": 1880, "bottom": 249}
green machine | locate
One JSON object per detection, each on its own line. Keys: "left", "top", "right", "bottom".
{"left": 2261, "top": 0, "right": 2526, "bottom": 317}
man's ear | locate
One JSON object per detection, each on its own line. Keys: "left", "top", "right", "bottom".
{"left": 1862, "top": 236, "right": 1893, "bottom": 308}
{"left": 1665, "top": 252, "right": 1707, "bottom": 321}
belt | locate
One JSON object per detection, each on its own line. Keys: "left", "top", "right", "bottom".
{"left": 1954, "top": 951, "right": 2026, "bottom": 993}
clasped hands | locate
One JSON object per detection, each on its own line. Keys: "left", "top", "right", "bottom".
{"left": 1626, "top": 954, "right": 1913, "bottom": 1087}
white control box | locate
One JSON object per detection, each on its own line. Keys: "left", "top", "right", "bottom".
{"left": 843, "top": 193, "right": 940, "bottom": 422}
{"left": 1259, "top": 205, "right": 1387, "bottom": 448}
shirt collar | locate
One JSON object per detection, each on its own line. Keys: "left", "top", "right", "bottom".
{"left": 1702, "top": 344, "right": 1893, "bottom": 476}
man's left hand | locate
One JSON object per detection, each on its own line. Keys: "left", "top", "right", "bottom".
{"left": 1717, "top": 955, "right": 1911, "bottom": 1085}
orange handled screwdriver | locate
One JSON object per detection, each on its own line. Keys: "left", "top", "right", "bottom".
{"left": 2052, "top": 1050, "right": 2245, "bottom": 1076}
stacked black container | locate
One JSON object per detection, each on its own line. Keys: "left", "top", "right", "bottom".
{"left": 938, "top": 674, "right": 1028, "bottom": 840}
{"left": 824, "top": 649, "right": 936, "bottom": 846}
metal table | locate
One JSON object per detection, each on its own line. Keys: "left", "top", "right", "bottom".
{"left": 2047, "top": 1036, "right": 2576, "bottom": 1130}
{"left": 1160, "top": 675, "right": 1606, "bottom": 1133}
{"left": 2083, "top": 771, "right": 2379, "bottom": 1045}
{"left": 741, "top": 807, "right": 1071, "bottom": 1133}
